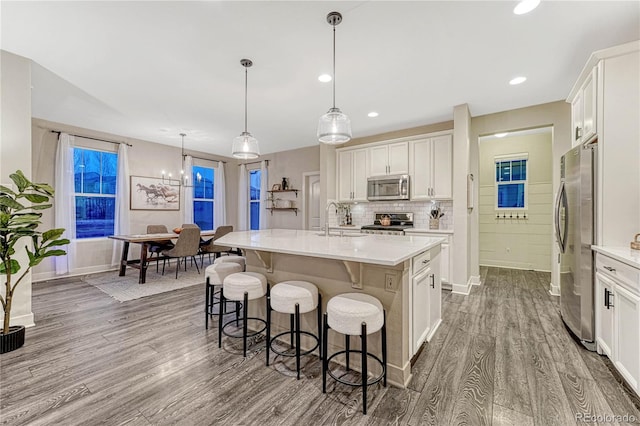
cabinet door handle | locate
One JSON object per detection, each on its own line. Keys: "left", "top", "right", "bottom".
{"left": 422, "top": 259, "right": 429, "bottom": 264}
{"left": 605, "top": 288, "right": 614, "bottom": 309}
{"left": 430, "top": 274, "right": 435, "bottom": 288}
{"left": 575, "top": 126, "right": 582, "bottom": 141}
{"left": 603, "top": 266, "right": 616, "bottom": 272}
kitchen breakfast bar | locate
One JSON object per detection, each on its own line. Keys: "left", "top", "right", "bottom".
{"left": 216, "top": 229, "right": 445, "bottom": 387}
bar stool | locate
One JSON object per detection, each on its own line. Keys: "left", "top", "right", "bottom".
{"left": 219, "top": 272, "right": 269, "bottom": 357}
{"left": 266, "top": 281, "right": 322, "bottom": 379}
{"left": 204, "top": 263, "right": 243, "bottom": 330}
{"left": 213, "top": 255, "right": 247, "bottom": 271}
{"left": 322, "top": 293, "right": 387, "bottom": 415}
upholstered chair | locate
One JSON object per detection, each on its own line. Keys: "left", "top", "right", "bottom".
{"left": 161, "top": 226, "right": 201, "bottom": 278}
{"left": 199, "top": 225, "right": 234, "bottom": 266}
{"left": 147, "top": 224, "right": 174, "bottom": 272}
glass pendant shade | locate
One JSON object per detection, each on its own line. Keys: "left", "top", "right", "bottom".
{"left": 232, "top": 131, "right": 260, "bottom": 159}
{"left": 317, "top": 107, "right": 351, "bottom": 144}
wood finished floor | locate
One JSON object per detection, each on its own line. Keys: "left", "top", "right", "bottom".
{"left": 1, "top": 266, "right": 639, "bottom": 425}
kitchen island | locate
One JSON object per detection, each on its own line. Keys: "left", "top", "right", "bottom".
{"left": 215, "top": 229, "right": 445, "bottom": 387}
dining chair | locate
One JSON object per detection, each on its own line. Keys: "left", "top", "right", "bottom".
{"left": 161, "top": 226, "right": 201, "bottom": 278}
{"left": 147, "top": 224, "right": 175, "bottom": 273}
{"left": 199, "top": 225, "right": 234, "bottom": 267}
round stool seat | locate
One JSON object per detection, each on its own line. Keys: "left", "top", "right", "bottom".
{"left": 205, "top": 263, "right": 243, "bottom": 285}
{"left": 214, "top": 256, "right": 246, "bottom": 270}
{"left": 327, "top": 293, "right": 384, "bottom": 336}
{"left": 271, "top": 281, "right": 318, "bottom": 314}
{"left": 223, "top": 272, "right": 267, "bottom": 301}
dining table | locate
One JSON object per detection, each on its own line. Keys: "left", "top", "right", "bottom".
{"left": 109, "top": 230, "right": 217, "bottom": 284}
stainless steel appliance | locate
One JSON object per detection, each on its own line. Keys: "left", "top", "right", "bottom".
{"left": 367, "top": 175, "right": 410, "bottom": 201}
{"left": 555, "top": 141, "right": 597, "bottom": 350}
{"left": 361, "top": 212, "right": 413, "bottom": 235}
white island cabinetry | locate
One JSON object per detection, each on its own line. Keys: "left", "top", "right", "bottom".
{"left": 216, "top": 229, "right": 445, "bottom": 387}
{"left": 405, "top": 229, "right": 452, "bottom": 287}
{"left": 593, "top": 247, "right": 640, "bottom": 397}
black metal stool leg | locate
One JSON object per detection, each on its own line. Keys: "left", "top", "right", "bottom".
{"left": 243, "top": 291, "right": 249, "bottom": 357}
{"left": 345, "top": 335, "right": 350, "bottom": 371}
{"left": 361, "top": 322, "right": 368, "bottom": 415}
{"left": 266, "top": 293, "right": 272, "bottom": 366}
{"left": 218, "top": 290, "right": 224, "bottom": 347}
{"left": 382, "top": 310, "right": 387, "bottom": 387}
{"left": 295, "top": 303, "right": 301, "bottom": 380}
{"left": 317, "top": 293, "right": 322, "bottom": 359}
{"left": 290, "top": 314, "right": 295, "bottom": 349}
{"left": 322, "top": 313, "right": 329, "bottom": 393}
{"left": 235, "top": 301, "right": 240, "bottom": 326}
{"left": 205, "top": 277, "right": 210, "bottom": 330}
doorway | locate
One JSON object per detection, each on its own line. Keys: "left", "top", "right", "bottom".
{"left": 303, "top": 172, "right": 321, "bottom": 231}
{"left": 478, "top": 127, "right": 553, "bottom": 272}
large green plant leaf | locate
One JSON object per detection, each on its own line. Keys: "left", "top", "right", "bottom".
{"left": 9, "top": 171, "right": 29, "bottom": 193}
{"left": 22, "top": 193, "right": 50, "bottom": 204}
{"left": 0, "top": 185, "right": 16, "bottom": 196}
{"left": 0, "top": 197, "right": 24, "bottom": 210}
{"left": 42, "top": 229, "right": 65, "bottom": 242}
{"left": 0, "top": 259, "right": 20, "bottom": 274}
{"left": 31, "top": 204, "right": 53, "bottom": 211}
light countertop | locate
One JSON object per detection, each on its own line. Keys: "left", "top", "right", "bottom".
{"left": 592, "top": 246, "right": 640, "bottom": 269}
{"left": 216, "top": 229, "right": 445, "bottom": 266}
{"left": 404, "top": 228, "right": 454, "bottom": 234}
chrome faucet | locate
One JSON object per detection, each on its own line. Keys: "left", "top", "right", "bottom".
{"left": 324, "top": 201, "right": 343, "bottom": 236}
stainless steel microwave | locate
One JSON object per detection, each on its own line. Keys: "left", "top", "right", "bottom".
{"left": 367, "top": 175, "right": 410, "bottom": 201}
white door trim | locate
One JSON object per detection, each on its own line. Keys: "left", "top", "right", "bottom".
{"left": 302, "top": 171, "right": 320, "bottom": 230}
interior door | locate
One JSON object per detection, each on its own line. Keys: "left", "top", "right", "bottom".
{"left": 305, "top": 173, "right": 321, "bottom": 231}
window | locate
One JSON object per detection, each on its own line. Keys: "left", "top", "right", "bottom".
{"left": 74, "top": 148, "right": 117, "bottom": 238}
{"left": 249, "top": 170, "right": 261, "bottom": 230}
{"left": 193, "top": 165, "right": 215, "bottom": 230}
{"left": 495, "top": 155, "right": 528, "bottom": 209}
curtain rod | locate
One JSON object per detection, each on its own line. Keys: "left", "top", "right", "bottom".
{"left": 50, "top": 130, "right": 133, "bottom": 147}
{"left": 238, "top": 160, "right": 269, "bottom": 167}
{"left": 184, "top": 154, "right": 227, "bottom": 164}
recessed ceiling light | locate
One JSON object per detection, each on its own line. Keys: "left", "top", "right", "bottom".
{"left": 509, "top": 76, "right": 527, "bottom": 85}
{"left": 368, "top": 112, "right": 379, "bottom": 118}
{"left": 514, "top": 0, "right": 540, "bottom": 15}
{"left": 318, "top": 74, "right": 332, "bottom": 83}
{"left": 494, "top": 132, "right": 509, "bottom": 138}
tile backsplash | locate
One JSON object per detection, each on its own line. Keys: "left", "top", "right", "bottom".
{"left": 328, "top": 200, "right": 453, "bottom": 230}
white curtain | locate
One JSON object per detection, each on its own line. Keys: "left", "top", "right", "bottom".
{"left": 237, "top": 164, "right": 249, "bottom": 231}
{"left": 182, "top": 155, "right": 194, "bottom": 225}
{"left": 54, "top": 133, "right": 76, "bottom": 275}
{"left": 214, "top": 161, "right": 226, "bottom": 228}
{"left": 111, "top": 143, "right": 131, "bottom": 266}
{"left": 259, "top": 160, "right": 269, "bottom": 230}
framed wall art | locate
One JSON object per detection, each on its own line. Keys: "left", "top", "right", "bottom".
{"left": 130, "top": 175, "right": 180, "bottom": 210}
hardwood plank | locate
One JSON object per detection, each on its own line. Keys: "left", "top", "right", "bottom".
{"left": 492, "top": 403, "right": 535, "bottom": 426}
{"left": 493, "top": 334, "right": 533, "bottom": 417}
{"left": 449, "top": 333, "right": 495, "bottom": 426}
{"left": 366, "top": 387, "right": 421, "bottom": 425}
{"left": 558, "top": 371, "right": 619, "bottom": 426}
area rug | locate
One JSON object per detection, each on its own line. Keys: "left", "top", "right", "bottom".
{"left": 82, "top": 265, "right": 205, "bottom": 302}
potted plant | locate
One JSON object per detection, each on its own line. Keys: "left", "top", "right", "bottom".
{"left": 0, "top": 170, "right": 69, "bottom": 353}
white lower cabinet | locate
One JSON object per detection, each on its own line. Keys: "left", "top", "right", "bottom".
{"left": 405, "top": 232, "right": 451, "bottom": 286}
{"left": 613, "top": 284, "right": 640, "bottom": 390}
{"left": 595, "top": 252, "right": 640, "bottom": 397}
{"left": 595, "top": 272, "right": 614, "bottom": 357}
{"left": 410, "top": 245, "right": 442, "bottom": 357}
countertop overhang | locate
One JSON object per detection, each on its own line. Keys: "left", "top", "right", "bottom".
{"left": 216, "top": 229, "right": 445, "bottom": 266}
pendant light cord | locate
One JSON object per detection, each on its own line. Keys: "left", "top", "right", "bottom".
{"left": 244, "top": 66, "right": 248, "bottom": 133}
{"left": 332, "top": 25, "right": 336, "bottom": 109}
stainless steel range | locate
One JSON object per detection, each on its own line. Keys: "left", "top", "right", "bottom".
{"left": 361, "top": 212, "right": 414, "bottom": 235}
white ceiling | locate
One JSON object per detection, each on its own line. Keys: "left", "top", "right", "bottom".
{"left": 2, "top": 1, "right": 638, "bottom": 157}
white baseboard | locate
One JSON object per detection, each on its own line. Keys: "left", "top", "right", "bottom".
{"left": 469, "top": 275, "right": 481, "bottom": 286}
{"left": 426, "top": 318, "right": 442, "bottom": 342}
{"left": 0, "top": 312, "right": 35, "bottom": 328}
{"left": 549, "top": 281, "right": 560, "bottom": 297}
{"left": 452, "top": 278, "right": 473, "bottom": 295}
{"left": 33, "top": 265, "right": 117, "bottom": 282}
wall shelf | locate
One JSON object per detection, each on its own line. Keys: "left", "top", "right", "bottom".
{"left": 267, "top": 189, "right": 298, "bottom": 198}
{"left": 266, "top": 207, "right": 298, "bottom": 216}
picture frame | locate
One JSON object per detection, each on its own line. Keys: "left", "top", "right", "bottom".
{"left": 271, "top": 184, "right": 281, "bottom": 191}
{"left": 130, "top": 175, "right": 180, "bottom": 211}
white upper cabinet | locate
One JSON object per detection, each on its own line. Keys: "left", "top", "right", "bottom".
{"left": 570, "top": 64, "right": 598, "bottom": 147}
{"left": 409, "top": 133, "right": 452, "bottom": 200}
{"left": 369, "top": 142, "right": 409, "bottom": 176}
{"left": 336, "top": 148, "right": 368, "bottom": 202}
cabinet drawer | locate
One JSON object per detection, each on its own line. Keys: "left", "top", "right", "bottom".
{"left": 412, "top": 250, "right": 431, "bottom": 275}
{"left": 597, "top": 254, "right": 640, "bottom": 295}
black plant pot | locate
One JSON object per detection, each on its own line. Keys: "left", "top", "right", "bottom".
{"left": 0, "top": 325, "right": 25, "bottom": 354}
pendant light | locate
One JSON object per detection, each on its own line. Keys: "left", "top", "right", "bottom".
{"left": 317, "top": 11, "right": 351, "bottom": 144}
{"left": 232, "top": 58, "right": 260, "bottom": 160}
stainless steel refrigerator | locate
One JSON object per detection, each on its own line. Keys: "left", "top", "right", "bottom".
{"left": 555, "top": 141, "right": 597, "bottom": 350}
